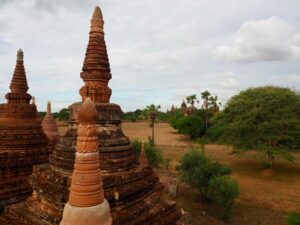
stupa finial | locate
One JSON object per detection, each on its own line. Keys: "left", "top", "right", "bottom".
{"left": 17, "top": 49, "right": 23, "bottom": 61}
{"left": 92, "top": 6, "right": 103, "bottom": 20}
{"left": 78, "top": 97, "right": 98, "bottom": 124}
{"left": 47, "top": 101, "right": 51, "bottom": 114}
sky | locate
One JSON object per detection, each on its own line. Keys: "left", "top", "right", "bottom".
{"left": 0, "top": 0, "right": 300, "bottom": 112}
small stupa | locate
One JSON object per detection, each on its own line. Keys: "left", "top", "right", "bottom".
{"left": 60, "top": 98, "right": 112, "bottom": 225}
{"left": 42, "top": 101, "right": 59, "bottom": 145}
{"left": 0, "top": 49, "right": 51, "bottom": 208}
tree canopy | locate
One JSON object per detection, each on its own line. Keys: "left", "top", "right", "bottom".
{"left": 210, "top": 86, "right": 300, "bottom": 167}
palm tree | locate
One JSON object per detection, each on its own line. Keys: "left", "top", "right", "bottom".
{"left": 186, "top": 94, "right": 197, "bottom": 109}
{"left": 201, "top": 91, "right": 211, "bottom": 130}
{"left": 209, "top": 95, "right": 221, "bottom": 114}
{"left": 146, "top": 104, "right": 161, "bottom": 145}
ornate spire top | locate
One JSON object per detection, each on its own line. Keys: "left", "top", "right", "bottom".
{"left": 79, "top": 6, "right": 112, "bottom": 103}
{"left": 5, "top": 49, "right": 31, "bottom": 103}
{"left": 92, "top": 6, "right": 103, "bottom": 20}
{"left": 47, "top": 101, "right": 51, "bottom": 114}
{"left": 78, "top": 97, "right": 98, "bottom": 124}
{"left": 17, "top": 49, "right": 23, "bottom": 61}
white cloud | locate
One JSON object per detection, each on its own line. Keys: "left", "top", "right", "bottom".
{"left": 217, "top": 72, "right": 239, "bottom": 89}
{"left": 288, "top": 74, "right": 300, "bottom": 85}
{"left": 212, "top": 17, "right": 300, "bottom": 63}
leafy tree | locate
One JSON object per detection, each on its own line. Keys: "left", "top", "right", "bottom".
{"left": 208, "top": 176, "right": 239, "bottom": 221}
{"left": 146, "top": 104, "right": 161, "bottom": 145}
{"left": 54, "top": 108, "right": 69, "bottom": 122}
{"left": 177, "top": 116, "right": 205, "bottom": 138}
{"left": 212, "top": 86, "right": 300, "bottom": 169}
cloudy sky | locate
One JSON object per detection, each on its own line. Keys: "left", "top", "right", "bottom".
{"left": 0, "top": 0, "right": 300, "bottom": 112}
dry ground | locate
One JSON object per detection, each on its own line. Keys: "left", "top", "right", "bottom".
{"left": 58, "top": 122, "right": 300, "bottom": 225}
{"left": 121, "top": 122, "right": 300, "bottom": 225}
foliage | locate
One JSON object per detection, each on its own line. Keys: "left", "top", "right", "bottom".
{"left": 39, "top": 112, "right": 46, "bottom": 119}
{"left": 146, "top": 104, "right": 161, "bottom": 144}
{"left": 288, "top": 211, "right": 300, "bottom": 225}
{"left": 211, "top": 86, "right": 300, "bottom": 168}
{"left": 177, "top": 116, "right": 205, "bottom": 138}
{"left": 131, "top": 138, "right": 142, "bottom": 156}
{"left": 122, "top": 109, "right": 146, "bottom": 122}
{"left": 179, "top": 150, "right": 231, "bottom": 199}
{"left": 186, "top": 94, "right": 197, "bottom": 108}
{"left": 144, "top": 141, "right": 164, "bottom": 167}
{"left": 54, "top": 108, "right": 69, "bottom": 122}
{"left": 39, "top": 108, "right": 69, "bottom": 121}
{"left": 208, "top": 176, "right": 240, "bottom": 221}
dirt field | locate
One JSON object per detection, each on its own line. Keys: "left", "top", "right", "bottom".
{"left": 57, "top": 122, "right": 300, "bottom": 225}
{"left": 122, "top": 122, "right": 300, "bottom": 225}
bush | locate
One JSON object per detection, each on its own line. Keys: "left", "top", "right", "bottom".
{"left": 208, "top": 176, "right": 239, "bottom": 221}
{"left": 145, "top": 142, "right": 164, "bottom": 167}
{"left": 177, "top": 116, "right": 205, "bottom": 138}
{"left": 179, "top": 150, "right": 231, "bottom": 199}
{"left": 288, "top": 211, "right": 300, "bottom": 225}
{"left": 131, "top": 139, "right": 142, "bottom": 156}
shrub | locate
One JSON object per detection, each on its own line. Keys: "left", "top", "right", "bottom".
{"left": 145, "top": 141, "right": 164, "bottom": 167}
{"left": 131, "top": 139, "right": 142, "bottom": 156}
{"left": 288, "top": 211, "right": 300, "bottom": 225}
{"left": 208, "top": 176, "right": 239, "bottom": 221}
{"left": 177, "top": 116, "right": 205, "bottom": 138}
{"left": 179, "top": 150, "right": 231, "bottom": 199}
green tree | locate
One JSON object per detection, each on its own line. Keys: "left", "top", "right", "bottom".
{"left": 146, "top": 104, "right": 161, "bottom": 145}
{"left": 54, "top": 108, "right": 69, "bottom": 122}
{"left": 177, "top": 116, "right": 205, "bottom": 138}
{"left": 212, "top": 86, "right": 300, "bottom": 169}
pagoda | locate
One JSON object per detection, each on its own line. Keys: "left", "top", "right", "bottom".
{"left": 0, "top": 6, "right": 180, "bottom": 225}
{"left": 0, "top": 49, "right": 51, "bottom": 209}
{"left": 181, "top": 99, "right": 187, "bottom": 115}
{"left": 42, "top": 101, "right": 59, "bottom": 146}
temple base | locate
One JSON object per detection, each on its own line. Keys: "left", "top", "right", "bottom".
{"left": 60, "top": 200, "right": 112, "bottom": 225}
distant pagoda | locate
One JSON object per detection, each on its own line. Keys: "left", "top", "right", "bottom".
{"left": 0, "top": 49, "right": 51, "bottom": 208}
{"left": 42, "top": 101, "right": 59, "bottom": 146}
{"left": 181, "top": 99, "right": 187, "bottom": 115}
{"left": 0, "top": 7, "right": 180, "bottom": 225}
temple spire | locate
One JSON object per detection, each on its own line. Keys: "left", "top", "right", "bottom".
{"left": 80, "top": 6, "right": 112, "bottom": 103}
{"left": 10, "top": 49, "right": 28, "bottom": 93}
{"left": 6, "top": 49, "right": 31, "bottom": 104}
{"left": 47, "top": 101, "right": 51, "bottom": 114}
{"left": 60, "top": 98, "right": 112, "bottom": 225}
